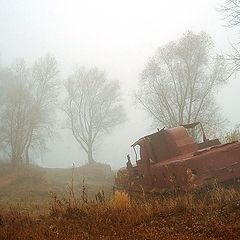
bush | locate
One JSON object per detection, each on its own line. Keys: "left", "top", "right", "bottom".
{"left": 110, "top": 191, "right": 130, "bottom": 209}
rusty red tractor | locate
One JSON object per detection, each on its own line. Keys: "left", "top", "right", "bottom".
{"left": 115, "top": 122, "right": 240, "bottom": 192}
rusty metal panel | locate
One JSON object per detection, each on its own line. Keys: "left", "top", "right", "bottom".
{"left": 116, "top": 124, "right": 240, "bottom": 192}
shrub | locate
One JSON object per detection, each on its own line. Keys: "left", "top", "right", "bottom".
{"left": 110, "top": 190, "right": 130, "bottom": 210}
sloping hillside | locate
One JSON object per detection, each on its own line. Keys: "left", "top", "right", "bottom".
{"left": 0, "top": 161, "right": 114, "bottom": 214}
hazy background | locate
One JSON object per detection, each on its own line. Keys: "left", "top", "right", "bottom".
{"left": 0, "top": 0, "right": 239, "bottom": 169}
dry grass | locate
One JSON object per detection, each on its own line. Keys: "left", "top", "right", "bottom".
{"left": 2, "top": 180, "right": 240, "bottom": 239}
{"left": 110, "top": 190, "right": 130, "bottom": 209}
{"left": 1, "top": 163, "right": 240, "bottom": 239}
{"left": 0, "top": 162, "right": 114, "bottom": 215}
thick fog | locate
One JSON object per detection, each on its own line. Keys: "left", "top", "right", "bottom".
{"left": 0, "top": 0, "right": 239, "bottom": 169}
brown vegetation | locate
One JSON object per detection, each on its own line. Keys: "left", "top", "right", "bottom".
{"left": 1, "top": 165, "right": 240, "bottom": 239}
{"left": 0, "top": 162, "right": 113, "bottom": 215}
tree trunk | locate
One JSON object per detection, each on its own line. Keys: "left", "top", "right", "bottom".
{"left": 25, "top": 130, "right": 33, "bottom": 166}
{"left": 87, "top": 144, "right": 95, "bottom": 164}
{"left": 11, "top": 153, "right": 18, "bottom": 169}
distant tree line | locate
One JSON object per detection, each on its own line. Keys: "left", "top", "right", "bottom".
{"left": 0, "top": 55, "right": 125, "bottom": 168}
{"left": 0, "top": 27, "right": 239, "bottom": 169}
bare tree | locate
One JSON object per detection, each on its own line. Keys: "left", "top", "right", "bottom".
{"left": 0, "top": 67, "right": 12, "bottom": 152}
{"left": 136, "top": 31, "right": 227, "bottom": 136}
{"left": 64, "top": 67, "right": 125, "bottom": 164}
{"left": 219, "top": 0, "right": 240, "bottom": 27}
{"left": 25, "top": 54, "right": 59, "bottom": 165}
{"left": 0, "top": 54, "right": 59, "bottom": 168}
{"left": 219, "top": 0, "right": 240, "bottom": 72}
{"left": 0, "top": 60, "right": 34, "bottom": 167}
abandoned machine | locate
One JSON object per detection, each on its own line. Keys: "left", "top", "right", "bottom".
{"left": 115, "top": 122, "right": 240, "bottom": 192}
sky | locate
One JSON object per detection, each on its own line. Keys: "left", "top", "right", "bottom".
{"left": 0, "top": 0, "right": 239, "bottom": 169}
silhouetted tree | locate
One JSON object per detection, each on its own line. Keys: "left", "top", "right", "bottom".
{"left": 64, "top": 67, "right": 125, "bottom": 164}
{"left": 136, "top": 31, "right": 227, "bottom": 136}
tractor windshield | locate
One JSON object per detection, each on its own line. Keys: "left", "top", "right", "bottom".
{"left": 133, "top": 145, "right": 141, "bottom": 161}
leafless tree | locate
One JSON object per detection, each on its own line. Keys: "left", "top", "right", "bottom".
{"left": 136, "top": 31, "right": 227, "bottom": 137}
{"left": 25, "top": 54, "right": 59, "bottom": 165}
{"left": 64, "top": 67, "right": 125, "bottom": 164}
{"left": 0, "top": 61, "right": 33, "bottom": 167}
{"left": 0, "top": 54, "right": 59, "bottom": 168}
{"left": 219, "top": 0, "right": 240, "bottom": 72}
{"left": 0, "top": 67, "right": 11, "bottom": 152}
{"left": 220, "top": 0, "right": 240, "bottom": 27}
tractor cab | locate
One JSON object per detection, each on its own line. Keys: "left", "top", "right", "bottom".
{"left": 130, "top": 122, "right": 220, "bottom": 167}
{"left": 116, "top": 122, "right": 240, "bottom": 192}
{"left": 123, "top": 122, "right": 221, "bottom": 189}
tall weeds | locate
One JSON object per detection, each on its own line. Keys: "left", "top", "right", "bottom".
{"left": 49, "top": 174, "right": 240, "bottom": 228}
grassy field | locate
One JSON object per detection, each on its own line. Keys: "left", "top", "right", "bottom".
{"left": 0, "top": 162, "right": 114, "bottom": 216}
{"left": 1, "top": 162, "right": 240, "bottom": 239}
